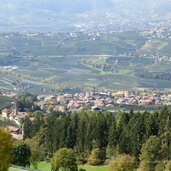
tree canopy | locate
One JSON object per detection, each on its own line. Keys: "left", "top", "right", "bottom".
{"left": 12, "top": 141, "right": 31, "bottom": 167}
{"left": 51, "top": 148, "right": 78, "bottom": 171}
{"left": 21, "top": 107, "right": 171, "bottom": 169}
{"left": 0, "top": 128, "right": 13, "bottom": 171}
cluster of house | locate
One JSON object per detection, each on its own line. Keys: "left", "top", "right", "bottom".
{"left": 1, "top": 90, "right": 171, "bottom": 140}
{"left": 37, "top": 91, "right": 117, "bottom": 112}
{"left": 0, "top": 91, "right": 17, "bottom": 97}
{"left": 37, "top": 91, "right": 171, "bottom": 112}
{"left": 1, "top": 108, "right": 29, "bottom": 141}
{"left": 116, "top": 93, "right": 171, "bottom": 106}
{"left": 146, "top": 27, "right": 171, "bottom": 39}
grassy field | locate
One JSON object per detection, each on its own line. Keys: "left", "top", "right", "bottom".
{"left": 79, "top": 165, "right": 107, "bottom": 171}
{"left": 31, "top": 162, "right": 51, "bottom": 171}
{"left": 9, "top": 162, "right": 107, "bottom": 171}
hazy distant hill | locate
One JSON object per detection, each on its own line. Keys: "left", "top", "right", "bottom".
{"left": 0, "top": 0, "right": 171, "bottom": 32}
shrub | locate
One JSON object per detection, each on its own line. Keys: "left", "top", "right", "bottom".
{"left": 88, "top": 148, "right": 106, "bottom": 165}
{"left": 108, "top": 154, "right": 136, "bottom": 171}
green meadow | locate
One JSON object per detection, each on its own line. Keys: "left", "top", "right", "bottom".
{"left": 9, "top": 162, "right": 107, "bottom": 171}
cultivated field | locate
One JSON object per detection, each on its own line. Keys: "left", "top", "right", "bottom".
{"left": 0, "top": 32, "right": 171, "bottom": 93}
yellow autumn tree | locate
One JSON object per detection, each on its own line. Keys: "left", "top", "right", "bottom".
{"left": 0, "top": 128, "right": 13, "bottom": 171}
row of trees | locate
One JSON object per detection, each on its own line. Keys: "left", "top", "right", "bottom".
{"left": 16, "top": 93, "right": 39, "bottom": 112}
{"left": 81, "top": 58, "right": 116, "bottom": 72}
{"left": 135, "top": 70, "right": 171, "bottom": 81}
{"left": 22, "top": 107, "right": 171, "bottom": 170}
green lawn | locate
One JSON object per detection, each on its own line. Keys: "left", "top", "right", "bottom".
{"left": 79, "top": 165, "right": 107, "bottom": 171}
{"left": 32, "top": 162, "right": 51, "bottom": 171}
{"left": 10, "top": 162, "right": 108, "bottom": 171}
{"left": 34, "top": 162, "right": 107, "bottom": 171}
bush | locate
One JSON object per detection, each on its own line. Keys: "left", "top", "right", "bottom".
{"left": 88, "top": 148, "right": 106, "bottom": 165}
{"left": 165, "top": 161, "right": 171, "bottom": 171}
{"left": 12, "top": 142, "right": 31, "bottom": 167}
{"left": 108, "top": 154, "right": 136, "bottom": 171}
{"left": 51, "top": 148, "right": 78, "bottom": 171}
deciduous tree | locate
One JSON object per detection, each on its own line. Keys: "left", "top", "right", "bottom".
{"left": 0, "top": 128, "right": 13, "bottom": 171}
{"left": 12, "top": 141, "right": 31, "bottom": 167}
{"left": 51, "top": 148, "right": 78, "bottom": 171}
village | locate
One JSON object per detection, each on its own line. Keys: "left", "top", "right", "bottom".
{"left": 1, "top": 90, "right": 171, "bottom": 141}
{"left": 36, "top": 90, "right": 171, "bottom": 112}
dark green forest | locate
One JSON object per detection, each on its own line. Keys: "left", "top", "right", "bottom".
{"left": 23, "top": 107, "right": 171, "bottom": 170}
